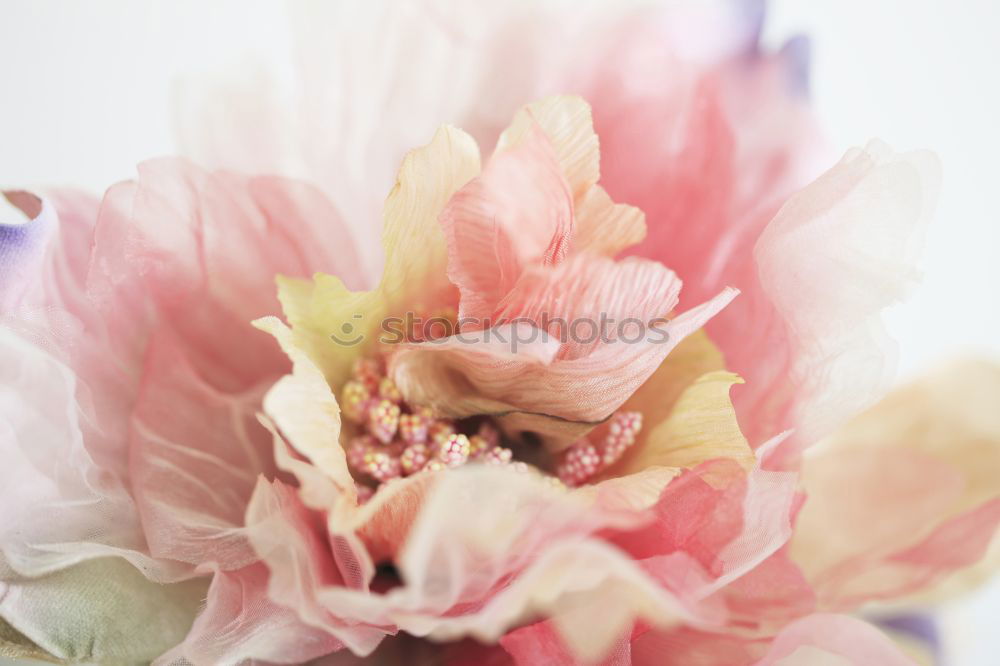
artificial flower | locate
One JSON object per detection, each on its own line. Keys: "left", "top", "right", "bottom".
{"left": 1, "top": 1, "right": 998, "bottom": 665}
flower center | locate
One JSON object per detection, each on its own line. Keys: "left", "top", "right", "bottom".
{"left": 340, "top": 355, "right": 643, "bottom": 501}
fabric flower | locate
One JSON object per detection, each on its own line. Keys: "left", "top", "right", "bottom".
{"left": 1, "top": 2, "right": 998, "bottom": 665}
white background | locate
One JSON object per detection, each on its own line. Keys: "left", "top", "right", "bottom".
{"left": 1, "top": 1, "right": 997, "bottom": 664}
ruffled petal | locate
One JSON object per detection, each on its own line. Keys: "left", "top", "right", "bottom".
{"left": 279, "top": 125, "right": 481, "bottom": 387}
{"left": 584, "top": 40, "right": 826, "bottom": 447}
{"left": 754, "top": 141, "right": 940, "bottom": 447}
{"left": 501, "top": 452, "right": 801, "bottom": 664}
{"left": 495, "top": 95, "right": 599, "bottom": 199}
{"left": 0, "top": 328, "right": 185, "bottom": 580}
{"left": 496, "top": 253, "right": 681, "bottom": 361}
{"left": 441, "top": 121, "right": 573, "bottom": 322}
{"left": 128, "top": 334, "right": 274, "bottom": 571}
{"left": 791, "top": 360, "right": 1000, "bottom": 608}
{"left": 88, "top": 160, "right": 361, "bottom": 394}
{"left": 607, "top": 371, "right": 754, "bottom": 476}
{"left": 244, "top": 479, "right": 389, "bottom": 655}
{"left": 157, "top": 563, "right": 342, "bottom": 666}
{"left": 623, "top": 613, "right": 916, "bottom": 666}
{"left": 325, "top": 466, "right": 697, "bottom": 662}
{"left": 390, "top": 288, "right": 737, "bottom": 447}
{"left": 4, "top": 162, "right": 363, "bottom": 585}
{"left": 753, "top": 614, "right": 917, "bottom": 666}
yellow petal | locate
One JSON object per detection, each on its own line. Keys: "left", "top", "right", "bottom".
{"left": 254, "top": 316, "right": 355, "bottom": 500}
{"left": 597, "top": 329, "right": 737, "bottom": 478}
{"left": 623, "top": 329, "right": 726, "bottom": 431}
{"left": 276, "top": 272, "right": 387, "bottom": 388}
{"left": 380, "top": 124, "right": 481, "bottom": 306}
{"left": 275, "top": 125, "right": 481, "bottom": 388}
{"left": 615, "top": 370, "right": 754, "bottom": 475}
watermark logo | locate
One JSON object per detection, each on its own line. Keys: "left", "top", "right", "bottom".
{"left": 329, "top": 312, "right": 670, "bottom": 352}
{"left": 329, "top": 313, "right": 366, "bottom": 347}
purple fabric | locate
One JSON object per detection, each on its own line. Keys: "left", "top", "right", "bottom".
{"left": 780, "top": 35, "right": 812, "bottom": 96}
{"left": 1, "top": 191, "right": 53, "bottom": 312}
{"left": 877, "top": 612, "right": 943, "bottom": 665}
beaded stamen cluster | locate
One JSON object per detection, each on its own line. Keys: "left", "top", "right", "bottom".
{"left": 340, "top": 356, "right": 643, "bottom": 500}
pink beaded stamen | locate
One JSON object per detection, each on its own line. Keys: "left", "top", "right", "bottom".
{"left": 347, "top": 435, "right": 376, "bottom": 469}
{"left": 362, "top": 450, "right": 401, "bottom": 482}
{"left": 423, "top": 459, "right": 447, "bottom": 473}
{"left": 352, "top": 357, "right": 382, "bottom": 393}
{"left": 400, "top": 442, "right": 430, "bottom": 475}
{"left": 483, "top": 446, "right": 513, "bottom": 465}
{"left": 339, "top": 354, "right": 642, "bottom": 497}
{"left": 468, "top": 434, "right": 492, "bottom": 459}
{"left": 378, "top": 377, "right": 402, "bottom": 404}
{"left": 601, "top": 411, "right": 643, "bottom": 467}
{"left": 437, "top": 433, "right": 471, "bottom": 467}
{"left": 368, "top": 399, "right": 401, "bottom": 444}
{"left": 341, "top": 380, "right": 371, "bottom": 421}
{"left": 556, "top": 441, "right": 601, "bottom": 486}
{"left": 428, "top": 420, "right": 456, "bottom": 444}
{"left": 398, "top": 413, "right": 428, "bottom": 445}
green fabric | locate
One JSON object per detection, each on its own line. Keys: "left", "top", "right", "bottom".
{"left": 0, "top": 558, "right": 207, "bottom": 664}
{"left": 0, "top": 617, "right": 58, "bottom": 662}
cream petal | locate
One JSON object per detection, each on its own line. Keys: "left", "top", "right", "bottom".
{"left": 791, "top": 359, "right": 1000, "bottom": 608}
{"left": 380, "top": 124, "right": 482, "bottom": 306}
{"left": 277, "top": 125, "right": 481, "bottom": 388}
{"left": 495, "top": 95, "right": 600, "bottom": 199}
{"left": 610, "top": 371, "right": 754, "bottom": 476}
{"left": 615, "top": 328, "right": 726, "bottom": 447}
{"left": 573, "top": 184, "right": 647, "bottom": 257}
{"left": 754, "top": 141, "right": 940, "bottom": 446}
{"left": 255, "top": 316, "right": 355, "bottom": 500}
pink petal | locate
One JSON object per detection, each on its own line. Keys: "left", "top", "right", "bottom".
{"left": 244, "top": 478, "right": 389, "bottom": 655}
{"left": 441, "top": 122, "right": 573, "bottom": 322}
{"left": 495, "top": 253, "right": 681, "bottom": 361}
{"left": 88, "top": 159, "right": 364, "bottom": 394}
{"left": 753, "top": 614, "right": 917, "bottom": 666}
{"left": 157, "top": 563, "right": 343, "bottom": 665}
{"left": 0, "top": 327, "right": 189, "bottom": 581}
{"left": 390, "top": 288, "right": 736, "bottom": 443}
{"left": 580, "top": 41, "right": 825, "bottom": 447}
{"left": 129, "top": 334, "right": 274, "bottom": 571}
{"left": 501, "top": 622, "right": 633, "bottom": 666}
{"left": 3, "top": 159, "right": 363, "bottom": 583}
{"left": 753, "top": 141, "right": 939, "bottom": 448}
